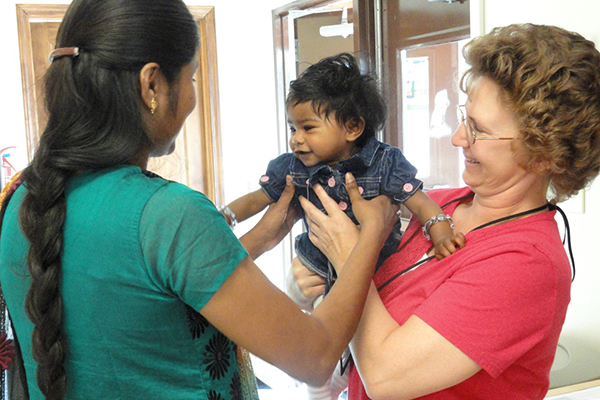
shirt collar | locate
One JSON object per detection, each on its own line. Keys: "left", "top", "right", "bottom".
{"left": 338, "top": 136, "right": 381, "bottom": 170}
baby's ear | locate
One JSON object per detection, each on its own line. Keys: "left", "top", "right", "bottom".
{"left": 345, "top": 117, "right": 365, "bottom": 142}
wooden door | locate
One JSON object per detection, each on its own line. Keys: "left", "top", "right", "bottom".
{"left": 16, "top": 4, "right": 224, "bottom": 203}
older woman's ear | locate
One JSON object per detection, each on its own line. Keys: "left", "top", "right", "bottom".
{"left": 530, "top": 157, "right": 552, "bottom": 175}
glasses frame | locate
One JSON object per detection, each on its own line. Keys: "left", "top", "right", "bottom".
{"left": 456, "top": 105, "right": 517, "bottom": 145}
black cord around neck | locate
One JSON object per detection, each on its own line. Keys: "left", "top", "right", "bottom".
{"left": 550, "top": 204, "right": 576, "bottom": 281}
{"left": 471, "top": 203, "right": 551, "bottom": 232}
{"left": 377, "top": 196, "right": 575, "bottom": 292}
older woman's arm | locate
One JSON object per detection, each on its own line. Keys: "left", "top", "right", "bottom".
{"left": 301, "top": 182, "right": 481, "bottom": 400}
{"left": 349, "top": 286, "right": 481, "bottom": 400}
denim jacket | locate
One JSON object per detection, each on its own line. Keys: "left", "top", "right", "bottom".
{"left": 259, "top": 137, "right": 422, "bottom": 291}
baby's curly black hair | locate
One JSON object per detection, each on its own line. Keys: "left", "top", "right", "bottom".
{"left": 286, "top": 52, "right": 387, "bottom": 147}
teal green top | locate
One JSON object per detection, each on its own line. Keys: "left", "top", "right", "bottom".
{"left": 0, "top": 166, "right": 248, "bottom": 399}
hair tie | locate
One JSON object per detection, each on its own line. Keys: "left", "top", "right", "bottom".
{"left": 48, "top": 47, "right": 80, "bottom": 63}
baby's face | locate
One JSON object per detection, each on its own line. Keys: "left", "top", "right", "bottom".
{"left": 287, "top": 102, "right": 358, "bottom": 168}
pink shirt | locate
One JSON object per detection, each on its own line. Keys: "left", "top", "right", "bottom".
{"left": 349, "top": 187, "right": 571, "bottom": 400}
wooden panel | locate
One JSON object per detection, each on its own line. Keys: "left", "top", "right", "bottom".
{"left": 16, "top": 4, "right": 65, "bottom": 162}
{"left": 15, "top": 4, "right": 223, "bottom": 203}
{"left": 295, "top": 12, "right": 354, "bottom": 75}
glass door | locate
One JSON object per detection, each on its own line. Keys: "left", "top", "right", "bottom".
{"left": 382, "top": 0, "right": 470, "bottom": 189}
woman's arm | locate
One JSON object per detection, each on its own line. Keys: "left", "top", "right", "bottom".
{"left": 349, "top": 285, "right": 481, "bottom": 400}
{"left": 288, "top": 263, "right": 482, "bottom": 398}
{"left": 201, "top": 173, "right": 399, "bottom": 386}
{"left": 238, "top": 176, "right": 298, "bottom": 260}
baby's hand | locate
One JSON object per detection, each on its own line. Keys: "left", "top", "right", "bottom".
{"left": 433, "top": 232, "right": 465, "bottom": 260}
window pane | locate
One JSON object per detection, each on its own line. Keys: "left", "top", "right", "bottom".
{"left": 400, "top": 40, "right": 469, "bottom": 189}
{"left": 382, "top": 0, "right": 470, "bottom": 189}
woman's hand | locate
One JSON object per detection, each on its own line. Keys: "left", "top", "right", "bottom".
{"left": 240, "top": 175, "right": 300, "bottom": 259}
{"left": 299, "top": 173, "right": 399, "bottom": 271}
{"left": 291, "top": 257, "right": 325, "bottom": 302}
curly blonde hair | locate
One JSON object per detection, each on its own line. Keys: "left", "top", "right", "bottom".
{"left": 461, "top": 23, "right": 600, "bottom": 203}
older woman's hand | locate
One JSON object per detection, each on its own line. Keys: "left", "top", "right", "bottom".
{"left": 299, "top": 172, "right": 399, "bottom": 272}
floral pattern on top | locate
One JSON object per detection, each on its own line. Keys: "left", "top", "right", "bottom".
{"left": 207, "top": 390, "right": 225, "bottom": 400}
{"left": 184, "top": 305, "right": 244, "bottom": 399}
{"left": 186, "top": 304, "right": 210, "bottom": 339}
{"left": 0, "top": 333, "right": 15, "bottom": 370}
{"left": 203, "top": 331, "right": 232, "bottom": 380}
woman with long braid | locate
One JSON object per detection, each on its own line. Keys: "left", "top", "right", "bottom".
{"left": 0, "top": 0, "right": 398, "bottom": 398}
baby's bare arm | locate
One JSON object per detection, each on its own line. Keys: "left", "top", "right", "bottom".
{"left": 226, "top": 189, "right": 274, "bottom": 223}
{"left": 403, "top": 189, "right": 465, "bottom": 259}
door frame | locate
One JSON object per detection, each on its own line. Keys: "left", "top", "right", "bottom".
{"left": 15, "top": 4, "right": 224, "bottom": 203}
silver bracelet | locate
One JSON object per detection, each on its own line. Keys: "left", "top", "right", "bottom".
{"left": 422, "top": 214, "right": 454, "bottom": 241}
{"left": 218, "top": 206, "right": 237, "bottom": 230}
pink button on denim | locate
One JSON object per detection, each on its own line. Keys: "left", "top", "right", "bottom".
{"left": 306, "top": 179, "right": 310, "bottom": 184}
{"left": 339, "top": 201, "right": 348, "bottom": 211}
{"left": 260, "top": 175, "right": 269, "bottom": 183}
{"left": 403, "top": 183, "right": 413, "bottom": 192}
{"left": 328, "top": 177, "right": 336, "bottom": 187}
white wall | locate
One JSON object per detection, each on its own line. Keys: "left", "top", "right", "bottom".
{"left": 479, "top": 0, "right": 600, "bottom": 387}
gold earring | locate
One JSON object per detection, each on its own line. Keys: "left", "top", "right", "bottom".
{"left": 150, "top": 97, "right": 157, "bottom": 115}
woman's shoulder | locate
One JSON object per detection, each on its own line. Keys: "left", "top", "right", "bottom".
{"left": 145, "top": 178, "right": 214, "bottom": 215}
{"left": 74, "top": 166, "right": 215, "bottom": 214}
{"left": 71, "top": 165, "right": 165, "bottom": 191}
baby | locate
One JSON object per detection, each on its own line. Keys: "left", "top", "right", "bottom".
{"left": 222, "top": 52, "right": 465, "bottom": 400}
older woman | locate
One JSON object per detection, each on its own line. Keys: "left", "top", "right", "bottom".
{"left": 295, "top": 23, "right": 600, "bottom": 399}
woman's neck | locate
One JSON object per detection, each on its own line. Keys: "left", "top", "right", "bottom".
{"left": 131, "top": 151, "right": 150, "bottom": 170}
{"left": 454, "top": 183, "right": 549, "bottom": 233}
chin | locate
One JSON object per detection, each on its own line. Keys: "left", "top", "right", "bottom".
{"left": 165, "top": 143, "right": 176, "bottom": 156}
{"left": 294, "top": 155, "right": 317, "bottom": 167}
{"left": 461, "top": 173, "right": 477, "bottom": 189}
{"left": 150, "top": 143, "right": 176, "bottom": 158}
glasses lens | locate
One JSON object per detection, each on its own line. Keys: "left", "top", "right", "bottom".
{"left": 457, "top": 106, "right": 475, "bottom": 144}
{"left": 467, "top": 120, "right": 476, "bottom": 144}
{"left": 456, "top": 105, "right": 464, "bottom": 122}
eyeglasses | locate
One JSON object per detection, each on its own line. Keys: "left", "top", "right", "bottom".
{"left": 456, "top": 105, "right": 517, "bottom": 145}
